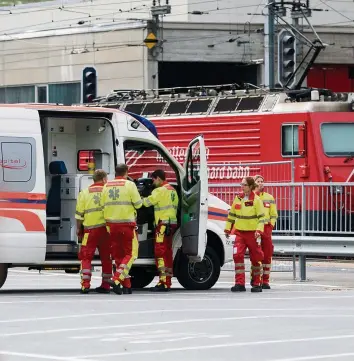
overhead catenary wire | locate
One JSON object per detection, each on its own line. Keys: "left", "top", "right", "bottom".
{"left": 0, "top": 1, "right": 354, "bottom": 70}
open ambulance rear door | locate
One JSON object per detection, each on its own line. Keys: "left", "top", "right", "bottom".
{"left": 0, "top": 108, "right": 46, "bottom": 266}
{"left": 180, "top": 135, "right": 208, "bottom": 262}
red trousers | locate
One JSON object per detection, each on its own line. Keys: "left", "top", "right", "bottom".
{"left": 108, "top": 223, "right": 138, "bottom": 288}
{"left": 260, "top": 225, "right": 274, "bottom": 285}
{"left": 233, "top": 230, "right": 264, "bottom": 286}
{"left": 79, "top": 226, "right": 112, "bottom": 290}
{"left": 154, "top": 223, "right": 177, "bottom": 288}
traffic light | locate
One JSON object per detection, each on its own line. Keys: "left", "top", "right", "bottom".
{"left": 278, "top": 29, "right": 296, "bottom": 87}
{"left": 82, "top": 67, "right": 97, "bottom": 103}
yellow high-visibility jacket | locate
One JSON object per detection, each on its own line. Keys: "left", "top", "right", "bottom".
{"left": 142, "top": 182, "right": 179, "bottom": 225}
{"left": 225, "top": 191, "right": 265, "bottom": 232}
{"left": 75, "top": 182, "right": 105, "bottom": 229}
{"left": 101, "top": 177, "right": 142, "bottom": 224}
{"left": 256, "top": 191, "right": 278, "bottom": 227}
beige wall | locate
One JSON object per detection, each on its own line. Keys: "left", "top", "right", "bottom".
{"left": 0, "top": 25, "right": 148, "bottom": 96}
{"left": 1, "top": 21, "right": 354, "bottom": 97}
{"left": 1, "top": 0, "right": 353, "bottom": 34}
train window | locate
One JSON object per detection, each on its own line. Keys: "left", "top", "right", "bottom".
{"left": 142, "top": 102, "right": 167, "bottom": 116}
{"left": 237, "top": 96, "right": 264, "bottom": 111}
{"left": 321, "top": 123, "right": 354, "bottom": 156}
{"left": 213, "top": 97, "right": 240, "bottom": 113}
{"left": 281, "top": 124, "right": 300, "bottom": 157}
{"left": 186, "top": 99, "right": 213, "bottom": 113}
{"left": 165, "top": 100, "right": 190, "bottom": 115}
{"left": 124, "top": 103, "right": 146, "bottom": 115}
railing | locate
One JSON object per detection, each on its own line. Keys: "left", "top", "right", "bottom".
{"left": 209, "top": 182, "right": 354, "bottom": 235}
{"left": 209, "top": 182, "right": 354, "bottom": 280}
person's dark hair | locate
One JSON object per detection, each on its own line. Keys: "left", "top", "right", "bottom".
{"left": 244, "top": 176, "right": 256, "bottom": 191}
{"left": 93, "top": 169, "right": 107, "bottom": 182}
{"left": 254, "top": 174, "right": 264, "bottom": 182}
{"left": 151, "top": 169, "right": 166, "bottom": 181}
{"left": 115, "top": 164, "right": 128, "bottom": 177}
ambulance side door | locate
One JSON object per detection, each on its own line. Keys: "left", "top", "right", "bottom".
{"left": 180, "top": 135, "right": 208, "bottom": 262}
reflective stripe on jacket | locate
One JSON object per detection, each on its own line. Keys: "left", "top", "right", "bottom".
{"left": 142, "top": 182, "right": 178, "bottom": 225}
{"left": 225, "top": 191, "right": 265, "bottom": 232}
{"left": 257, "top": 191, "right": 278, "bottom": 227}
{"left": 101, "top": 177, "right": 143, "bottom": 224}
{"left": 75, "top": 182, "right": 105, "bottom": 229}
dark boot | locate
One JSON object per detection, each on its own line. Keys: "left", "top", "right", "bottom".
{"left": 231, "top": 284, "right": 246, "bottom": 292}
{"left": 95, "top": 286, "right": 110, "bottom": 294}
{"left": 262, "top": 284, "right": 271, "bottom": 290}
{"left": 123, "top": 287, "right": 132, "bottom": 294}
{"left": 80, "top": 287, "right": 90, "bottom": 294}
{"left": 150, "top": 283, "right": 170, "bottom": 292}
{"left": 112, "top": 282, "right": 123, "bottom": 295}
{"left": 251, "top": 285, "right": 262, "bottom": 293}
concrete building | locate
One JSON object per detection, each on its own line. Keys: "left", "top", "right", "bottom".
{"left": 0, "top": 0, "right": 354, "bottom": 104}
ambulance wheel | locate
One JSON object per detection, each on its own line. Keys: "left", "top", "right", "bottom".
{"left": 0, "top": 264, "right": 8, "bottom": 289}
{"left": 177, "top": 246, "right": 220, "bottom": 290}
{"left": 130, "top": 268, "right": 156, "bottom": 289}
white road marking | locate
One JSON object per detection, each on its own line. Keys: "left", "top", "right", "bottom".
{"left": 131, "top": 336, "right": 199, "bottom": 344}
{"left": 0, "top": 350, "right": 95, "bottom": 361}
{"left": 71, "top": 331, "right": 165, "bottom": 340}
{"left": 1, "top": 314, "right": 354, "bottom": 338}
{"left": 129, "top": 334, "right": 232, "bottom": 344}
{"left": 1, "top": 308, "right": 354, "bottom": 324}
{"left": 74, "top": 333, "right": 354, "bottom": 358}
{"left": 216, "top": 282, "right": 350, "bottom": 289}
{"left": 8, "top": 269, "right": 354, "bottom": 289}
{"left": 1, "top": 293, "right": 354, "bottom": 304}
{"left": 271, "top": 283, "right": 354, "bottom": 289}
{"left": 270, "top": 352, "right": 354, "bottom": 361}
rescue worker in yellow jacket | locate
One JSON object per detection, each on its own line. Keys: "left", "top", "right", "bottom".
{"left": 101, "top": 164, "right": 143, "bottom": 295}
{"left": 250, "top": 174, "right": 278, "bottom": 289}
{"left": 75, "top": 169, "right": 112, "bottom": 294}
{"left": 224, "top": 176, "right": 266, "bottom": 293}
{"left": 142, "top": 169, "right": 179, "bottom": 292}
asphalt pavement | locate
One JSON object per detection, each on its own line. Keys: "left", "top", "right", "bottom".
{"left": 1, "top": 262, "right": 354, "bottom": 361}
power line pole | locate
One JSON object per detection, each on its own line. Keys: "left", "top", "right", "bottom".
{"left": 290, "top": 0, "right": 312, "bottom": 87}
{"left": 150, "top": 0, "right": 171, "bottom": 56}
{"left": 144, "top": 0, "right": 171, "bottom": 90}
{"left": 264, "top": 0, "right": 275, "bottom": 89}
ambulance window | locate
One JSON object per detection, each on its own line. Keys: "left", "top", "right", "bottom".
{"left": 0, "top": 136, "right": 36, "bottom": 192}
{"left": 281, "top": 124, "right": 299, "bottom": 157}
{"left": 123, "top": 140, "right": 177, "bottom": 184}
{"left": 77, "top": 149, "right": 101, "bottom": 171}
{"left": 185, "top": 140, "right": 201, "bottom": 189}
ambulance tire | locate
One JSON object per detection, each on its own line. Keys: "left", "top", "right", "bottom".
{"left": 130, "top": 268, "right": 156, "bottom": 289}
{"left": 177, "top": 246, "right": 220, "bottom": 290}
{"left": 0, "top": 264, "right": 8, "bottom": 289}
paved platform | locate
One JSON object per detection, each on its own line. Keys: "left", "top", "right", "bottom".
{"left": 0, "top": 264, "right": 354, "bottom": 361}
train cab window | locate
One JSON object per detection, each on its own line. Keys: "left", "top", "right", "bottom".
{"left": 281, "top": 124, "right": 300, "bottom": 157}
{"left": 321, "top": 123, "right": 354, "bottom": 156}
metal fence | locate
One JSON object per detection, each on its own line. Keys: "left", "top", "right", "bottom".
{"left": 209, "top": 182, "right": 354, "bottom": 235}
{"left": 210, "top": 182, "right": 354, "bottom": 281}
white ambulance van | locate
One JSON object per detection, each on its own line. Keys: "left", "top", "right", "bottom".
{"left": 0, "top": 104, "right": 233, "bottom": 290}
